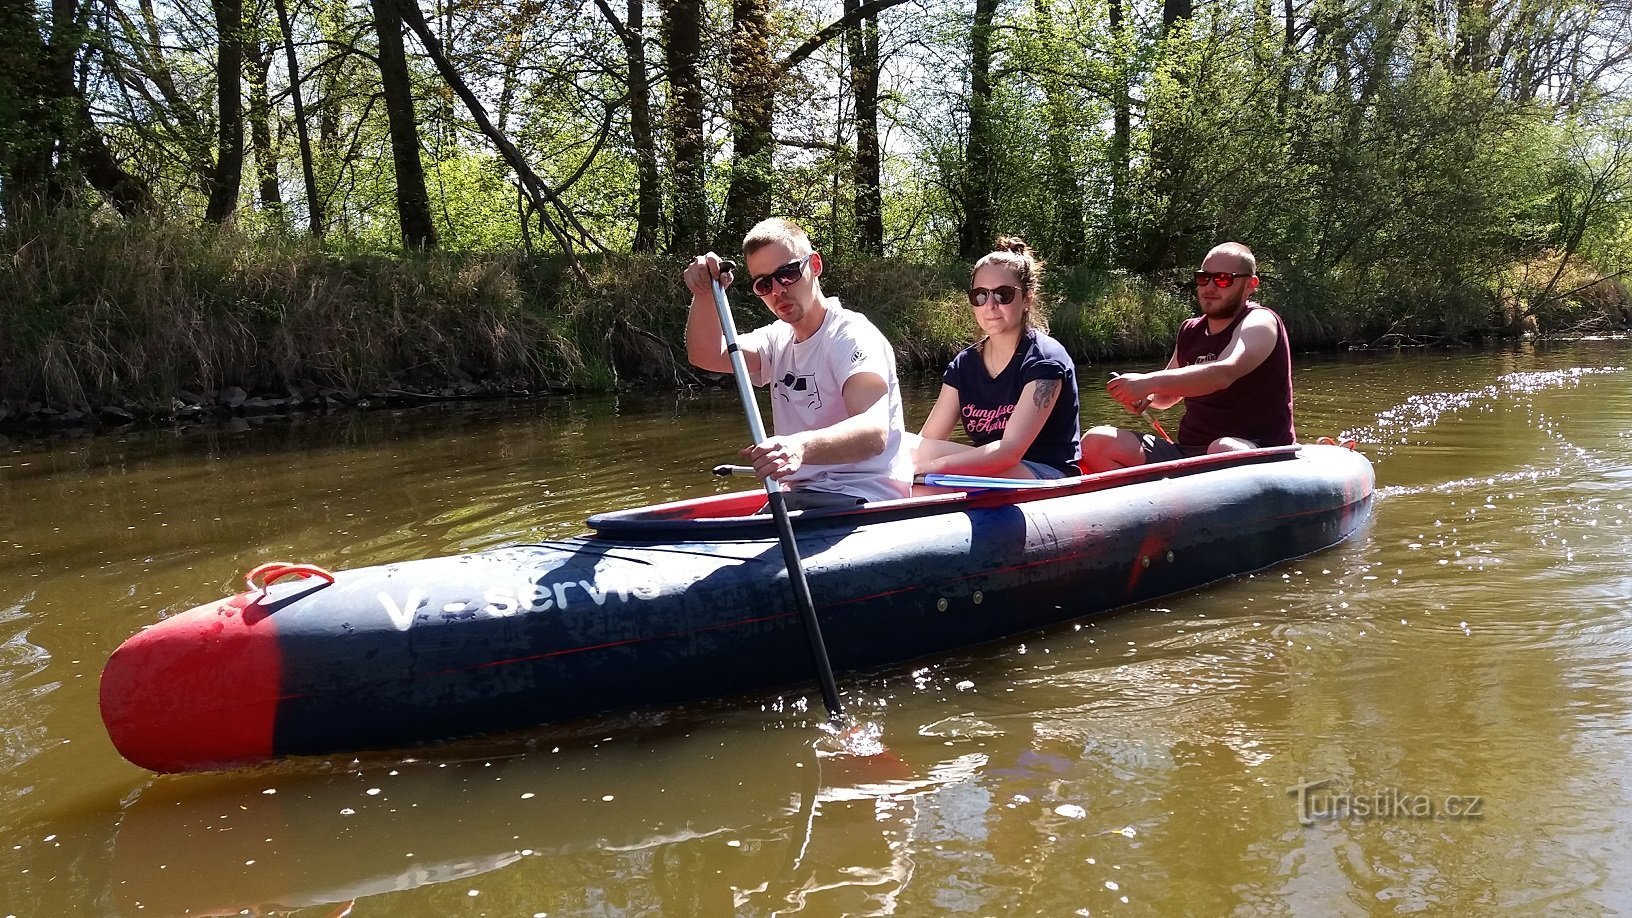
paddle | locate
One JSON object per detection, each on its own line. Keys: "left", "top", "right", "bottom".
{"left": 1139, "top": 406, "right": 1174, "bottom": 444}
{"left": 707, "top": 261, "right": 845, "bottom": 720}
{"left": 1111, "top": 372, "right": 1174, "bottom": 444}
{"left": 918, "top": 472, "right": 1073, "bottom": 490}
{"left": 716, "top": 464, "right": 1068, "bottom": 491}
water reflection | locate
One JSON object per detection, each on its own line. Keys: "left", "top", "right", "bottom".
{"left": 108, "top": 717, "right": 997, "bottom": 917}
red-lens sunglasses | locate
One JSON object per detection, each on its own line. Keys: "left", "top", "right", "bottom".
{"left": 1195, "top": 271, "right": 1253, "bottom": 289}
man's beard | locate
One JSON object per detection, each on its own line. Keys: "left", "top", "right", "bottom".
{"left": 1202, "top": 294, "right": 1245, "bottom": 321}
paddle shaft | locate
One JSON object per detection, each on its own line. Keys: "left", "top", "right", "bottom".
{"left": 708, "top": 266, "right": 845, "bottom": 719}
{"left": 1143, "top": 411, "right": 1174, "bottom": 444}
{"left": 1111, "top": 372, "right": 1174, "bottom": 444}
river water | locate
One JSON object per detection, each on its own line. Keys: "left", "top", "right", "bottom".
{"left": 3, "top": 340, "right": 1631, "bottom": 915}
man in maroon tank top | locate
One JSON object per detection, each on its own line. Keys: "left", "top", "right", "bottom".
{"left": 1079, "top": 242, "right": 1295, "bottom": 471}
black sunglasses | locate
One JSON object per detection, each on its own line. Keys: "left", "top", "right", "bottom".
{"left": 750, "top": 254, "right": 813, "bottom": 296}
{"left": 968, "top": 285, "right": 1019, "bottom": 307}
{"left": 1195, "top": 271, "right": 1253, "bottom": 289}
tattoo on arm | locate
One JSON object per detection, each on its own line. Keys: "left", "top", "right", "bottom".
{"left": 1032, "top": 378, "right": 1058, "bottom": 409}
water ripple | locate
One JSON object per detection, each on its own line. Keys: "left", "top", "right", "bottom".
{"left": 1344, "top": 366, "right": 1623, "bottom": 445}
{"left": 0, "top": 596, "right": 52, "bottom": 776}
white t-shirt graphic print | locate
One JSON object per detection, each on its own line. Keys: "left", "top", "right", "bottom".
{"left": 741, "top": 299, "right": 912, "bottom": 503}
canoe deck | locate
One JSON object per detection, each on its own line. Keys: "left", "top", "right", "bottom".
{"left": 588, "top": 445, "right": 1307, "bottom": 538}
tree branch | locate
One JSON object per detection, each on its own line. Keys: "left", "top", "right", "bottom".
{"left": 780, "top": 0, "right": 910, "bottom": 75}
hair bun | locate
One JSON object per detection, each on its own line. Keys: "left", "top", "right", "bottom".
{"left": 994, "top": 235, "right": 1029, "bottom": 255}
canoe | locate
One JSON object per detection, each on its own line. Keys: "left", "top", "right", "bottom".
{"left": 100, "top": 443, "right": 1375, "bottom": 773}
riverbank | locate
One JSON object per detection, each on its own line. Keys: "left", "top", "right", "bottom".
{"left": 2, "top": 219, "right": 1626, "bottom": 428}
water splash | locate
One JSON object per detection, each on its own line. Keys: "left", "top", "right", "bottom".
{"left": 818, "top": 717, "right": 886, "bottom": 757}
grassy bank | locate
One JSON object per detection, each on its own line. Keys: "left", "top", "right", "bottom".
{"left": 1, "top": 218, "right": 1625, "bottom": 417}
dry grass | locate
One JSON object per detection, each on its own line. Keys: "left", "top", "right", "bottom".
{"left": 1498, "top": 250, "right": 1632, "bottom": 336}
{"left": 824, "top": 257, "right": 974, "bottom": 372}
{"left": 0, "top": 217, "right": 583, "bottom": 406}
{"left": 5, "top": 216, "right": 1565, "bottom": 411}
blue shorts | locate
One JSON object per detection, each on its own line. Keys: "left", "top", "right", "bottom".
{"left": 1020, "top": 460, "right": 1074, "bottom": 480}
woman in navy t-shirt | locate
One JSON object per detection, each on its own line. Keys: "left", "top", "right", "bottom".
{"left": 910, "top": 237, "right": 1082, "bottom": 479}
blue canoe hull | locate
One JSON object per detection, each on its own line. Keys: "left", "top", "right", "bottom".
{"left": 101, "top": 444, "right": 1374, "bottom": 772}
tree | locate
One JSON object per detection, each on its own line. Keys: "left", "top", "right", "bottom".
{"left": 0, "top": 0, "right": 66, "bottom": 216}
{"left": 844, "top": 0, "right": 883, "bottom": 256}
{"left": 0, "top": 0, "right": 154, "bottom": 219}
{"left": 370, "top": 0, "right": 437, "bottom": 249}
{"left": 717, "top": 0, "right": 909, "bottom": 247}
{"left": 396, "top": 0, "right": 599, "bottom": 275}
{"left": 1108, "top": 0, "right": 1131, "bottom": 253}
{"left": 596, "top": 0, "right": 663, "bottom": 252}
{"left": 204, "top": 0, "right": 246, "bottom": 224}
{"left": 246, "top": 32, "right": 284, "bottom": 223}
{"left": 720, "top": 0, "right": 774, "bottom": 248}
{"left": 1029, "top": 0, "right": 1086, "bottom": 262}
{"left": 661, "top": 0, "right": 707, "bottom": 254}
{"left": 272, "top": 0, "right": 323, "bottom": 236}
{"left": 958, "top": 0, "right": 999, "bottom": 260}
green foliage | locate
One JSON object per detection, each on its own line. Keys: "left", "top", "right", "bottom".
{"left": 425, "top": 154, "right": 527, "bottom": 252}
{"left": 8, "top": 0, "right": 1632, "bottom": 408}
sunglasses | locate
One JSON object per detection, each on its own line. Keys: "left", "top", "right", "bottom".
{"left": 750, "top": 254, "right": 813, "bottom": 296}
{"left": 1195, "top": 271, "right": 1253, "bottom": 289}
{"left": 968, "top": 285, "right": 1020, "bottom": 307}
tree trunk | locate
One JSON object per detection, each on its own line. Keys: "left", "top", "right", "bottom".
{"left": 1347, "top": 5, "right": 1411, "bottom": 143}
{"left": 315, "top": 55, "right": 341, "bottom": 235}
{"left": 495, "top": 7, "right": 527, "bottom": 130}
{"left": 1109, "top": 0, "right": 1130, "bottom": 256}
{"left": 958, "top": 0, "right": 999, "bottom": 260}
{"left": 706, "top": 0, "right": 907, "bottom": 252}
{"left": 246, "top": 37, "right": 284, "bottom": 222}
{"left": 63, "top": 0, "right": 155, "bottom": 215}
{"left": 1162, "top": 0, "right": 1192, "bottom": 32}
{"left": 370, "top": 0, "right": 437, "bottom": 249}
{"left": 720, "top": 0, "right": 774, "bottom": 249}
{"left": 604, "top": 0, "right": 663, "bottom": 252}
{"left": 205, "top": 0, "right": 245, "bottom": 224}
{"left": 1453, "top": 0, "right": 1492, "bottom": 72}
{"left": 72, "top": 98, "right": 158, "bottom": 216}
{"left": 843, "top": 0, "right": 883, "bottom": 256}
{"left": 1133, "top": 0, "right": 1202, "bottom": 271}
{"left": 272, "top": 0, "right": 323, "bottom": 237}
{"left": 660, "top": 0, "right": 707, "bottom": 254}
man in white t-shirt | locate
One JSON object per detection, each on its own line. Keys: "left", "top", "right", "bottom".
{"left": 683, "top": 218, "right": 913, "bottom": 508}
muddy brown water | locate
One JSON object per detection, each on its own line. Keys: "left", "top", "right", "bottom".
{"left": 3, "top": 340, "right": 1631, "bottom": 915}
